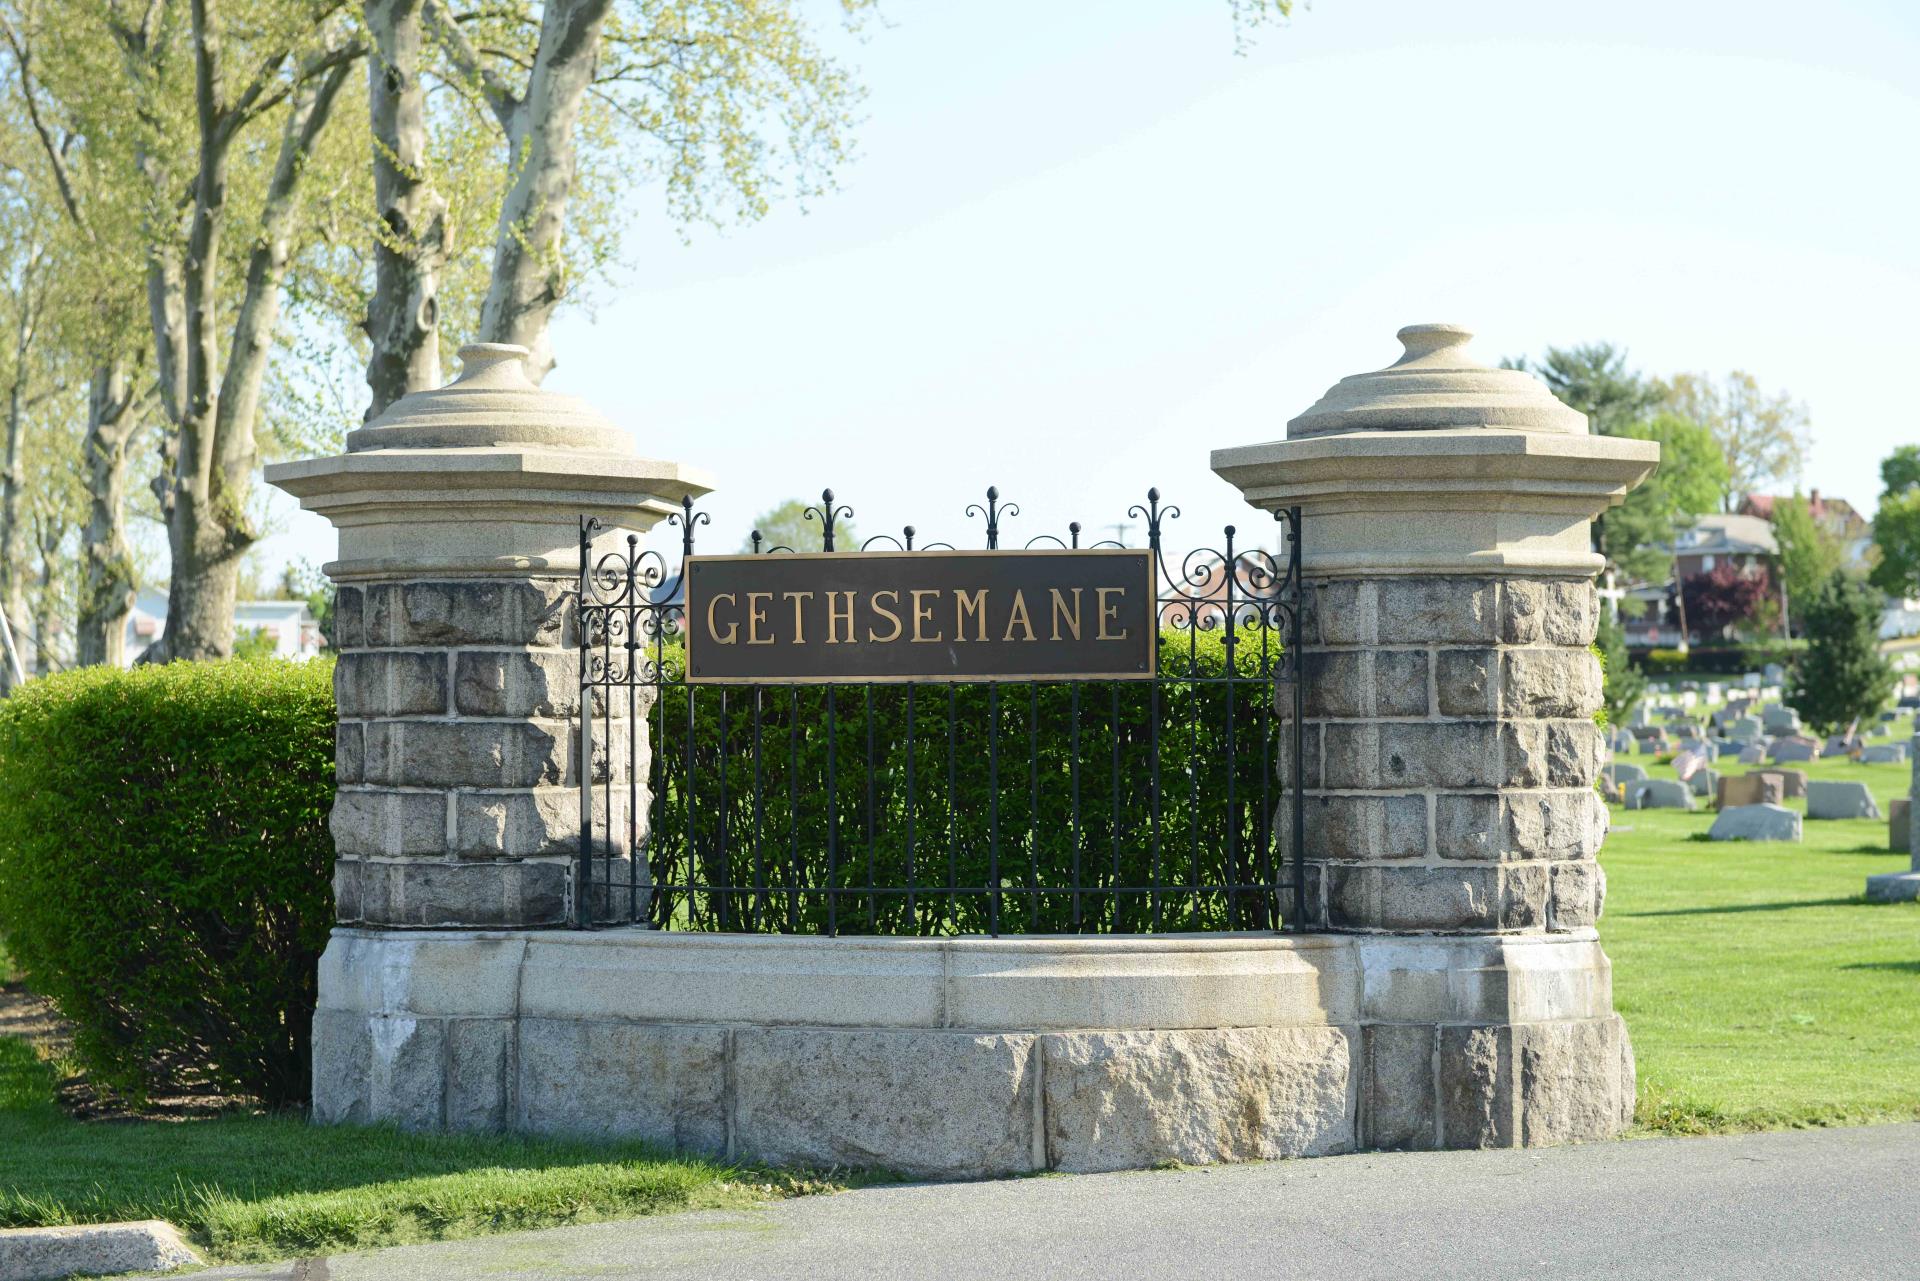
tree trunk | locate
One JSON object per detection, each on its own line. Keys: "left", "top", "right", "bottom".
{"left": 32, "top": 515, "right": 59, "bottom": 675}
{"left": 0, "top": 370, "right": 25, "bottom": 694}
{"left": 162, "top": 2, "right": 354, "bottom": 662}
{"left": 475, "top": 0, "right": 613, "bottom": 383}
{"left": 78, "top": 358, "right": 142, "bottom": 668}
{"left": 364, "top": 0, "right": 448, "bottom": 418}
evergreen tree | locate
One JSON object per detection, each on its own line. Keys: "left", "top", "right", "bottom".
{"left": 1787, "top": 571, "right": 1895, "bottom": 734}
{"left": 1595, "top": 612, "right": 1646, "bottom": 728}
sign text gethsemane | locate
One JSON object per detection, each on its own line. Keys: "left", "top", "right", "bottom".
{"left": 684, "top": 550, "right": 1156, "bottom": 683}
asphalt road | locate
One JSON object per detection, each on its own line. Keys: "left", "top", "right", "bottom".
{"left": 202, "top": 1123, "right": 1920, "bottom": 1281}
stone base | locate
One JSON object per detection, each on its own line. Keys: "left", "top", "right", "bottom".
{"left": 1865, "top": 871, "right": 1920, "bottom": 903}
{"left": 312, "top": 928, "right": 1633, "bottom": 1177}
{"left": 0, "top": 1221, "right": 200, "bottom": 1280}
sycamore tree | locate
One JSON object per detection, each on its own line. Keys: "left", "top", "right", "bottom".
{"left": 4, "top": 0, "right": 373, "bottom": 661}
{"left": 1661, "top": 371, "right": 1810, "bottom": 512}
{"left": 1870, "top": 445, "right": 1920, "bottom": 602}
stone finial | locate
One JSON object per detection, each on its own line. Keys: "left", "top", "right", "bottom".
{"left": 1285, "top": 321, "right": 1589, "bottom": 439}
{"left": 346, "top": 341, "right": 633, "bottom": 454}
{"left": 1212, "top": 320, "right": 1659, "bottom": 579}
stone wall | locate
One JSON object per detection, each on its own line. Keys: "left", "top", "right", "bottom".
{"left": 1295, "top": 576, "right": 1607, "bottom": 935}
{"left": 330, "top": 576, "right": 638, "bottom": 928}
{"left": 311, "top": 928, "right": 1632, "bottom": 1173}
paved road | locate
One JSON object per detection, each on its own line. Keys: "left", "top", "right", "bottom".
{"left": 204, "top": 1124, "right": 1920, "bottom": 1281}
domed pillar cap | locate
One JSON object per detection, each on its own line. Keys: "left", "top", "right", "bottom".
{"left": 1287, "top": 323, "right": 1588, "bottom": 438}
{"left": 1211, "top": 322, "right": 1659, "bottom": 578}
{"left": 346, "top": 343, "right": 635, "bottom": 453}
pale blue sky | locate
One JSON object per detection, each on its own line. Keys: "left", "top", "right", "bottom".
{"left": 261, "top": 0, "right": 1920, "bottom": 571}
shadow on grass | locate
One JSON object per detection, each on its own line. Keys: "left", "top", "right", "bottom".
{"left": 1622, "top": 897, "right": 1861, "bottom": 918}
{"left": 1840, "top": 960, "right": 1920, "bottom": 974}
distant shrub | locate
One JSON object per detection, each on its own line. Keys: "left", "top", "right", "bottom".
{"left": 0, "top": 659, "right": 335, "bottom": 1108}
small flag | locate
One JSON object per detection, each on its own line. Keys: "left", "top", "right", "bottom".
{"left": 1672, "top": 748, "right": 1708, "bottom": 782}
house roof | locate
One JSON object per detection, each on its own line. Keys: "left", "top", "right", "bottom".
{"left": 1738, "top": 490, "right": 1870, "bottom": 534}
{"left": 1661, "top": 513, "right": 1779, "bottom": 558}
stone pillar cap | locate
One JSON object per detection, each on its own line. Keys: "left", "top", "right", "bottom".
{"left": 347, "top": 343, "right": 633, "bottom": 453}
{"left": 1287, "top": 323, "right": 1587, "bottom": 438}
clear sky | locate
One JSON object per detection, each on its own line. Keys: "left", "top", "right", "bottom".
{"left": 258, "top": 0, "right": 1920, "bottom": 572}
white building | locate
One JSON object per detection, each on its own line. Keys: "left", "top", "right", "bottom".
{"left": 127, "top": 587, "right": 326, "bottom": 665}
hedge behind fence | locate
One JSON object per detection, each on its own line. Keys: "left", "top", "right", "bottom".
{"left": 645, "top": 624, "right": 1289, "bottom": 936}
{"left": 0, "top": 659, "right": 335, "bottom": 1108}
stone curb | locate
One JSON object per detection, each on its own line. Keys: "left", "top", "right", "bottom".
{"left": 0, "top": 1220, "right": 200, "bottom": 1281}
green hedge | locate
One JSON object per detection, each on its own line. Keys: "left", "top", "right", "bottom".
{"left": 644, "top": 625, "right": 1289, "bottom": 936}
{"left": 0, "top": 660, "right": 335, "bottom": 1108}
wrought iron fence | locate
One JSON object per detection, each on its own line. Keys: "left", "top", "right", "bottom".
{"left": 575, "top": 487, "right": 1304, "bottom": 935}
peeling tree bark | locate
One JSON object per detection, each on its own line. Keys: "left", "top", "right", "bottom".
{"left": 160, "top": 0, "right": 357, "bottom": 661}
{"left": 469, "top": 0, "right": 613, "bottom": 383}
{"left": 0, "top": 253, "right": 44, "bottom": 694}
{"left": 364, "top": 0, "right": 449, "bottom": 418}
{"left": 77, "top": 358, "right": 143, "bottom": 668}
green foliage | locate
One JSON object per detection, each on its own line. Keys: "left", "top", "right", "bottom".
{"left": 0, "top": 659, "right": 336, "bottom": 1107}
{"left": 1595, "top": 612, "right": 1645, "bottom": 726}
{"left": 1660, "top": 371, "right": 1810, "bottom": 511}
{"left": 648, "top": 626, "right": 1285, "bottom": 934}
{"left": 1642, "top": 648, "right": 1691, "bottom": 675}
{"left": 1607, "top": 413, "right": 1730, "bottom": 584}
{"left": 738, "top": 497, "right": 858, "bottom": 553}
{"left": 1880, "top": 445, "right": 1920, "bottom": 498}
{"left": 1870, "top": 470, "right": 1920, "bottom": 601}
{"left": 1787, "top": 572, "right": 1895, "bottom": 735}
{"left": 1502, "top": 342, "right": 1662, "bottom": 435}
{"left": 1773, "top": 495, "right": 1845, "bottom": 623}
{"left": 232, "top": 627, "right": 280, "bottom": 662}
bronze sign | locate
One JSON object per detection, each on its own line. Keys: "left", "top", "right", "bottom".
{"left": 684, "top": 550, "right": 1156, "bottom": 684}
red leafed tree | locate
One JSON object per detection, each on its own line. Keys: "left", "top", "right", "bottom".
{"left": 1681, "top": 563, "right": 1773, "bottom": 639}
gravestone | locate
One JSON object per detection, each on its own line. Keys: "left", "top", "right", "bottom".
{"left": 1737, "top": 745, "right": 1766, "bottom": 765}
{"left": 1806, "top": 780, "right": 1881, "bottom": 821}
{"left": 1688, "top": 768, "right": 1720, "bottom": 798}
{"left": 1638, "top": 736, "right": 1668, "bottom": 756}
{"left": 1749, "top": 767, "right": 1807, "bottom": 799}
{"left": 1861, "top": 743, "right": 1908, "bottom": 764}
{"left": 1826, "top": 735, "right": 1861, "bottom": 757}
{"left": 1728, "top": 717, "right": 1763, "bottom": 740}
{"left": 1709, "top": 803, "right": 1802, "bottom": 842}
{"left": 1769, "top": 738, "right": 1818, "bottom": 763}
{"left": 1605, "top": 761, "right": 1647, "bottom": 787}
{"left": 1762, "top": 705, "right": 1801, "bottom": 734}
{"left": 1627, "top": 779, "right": 1693, "bottom": 811}
{"left": 1893, "top": 798, "right": 1912, "bottom": 854}
{"left": 1717, "top": 773, "right": 1783, "bottom": 809}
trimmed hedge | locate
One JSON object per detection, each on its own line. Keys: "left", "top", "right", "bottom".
{"left": 646, "top": 625, "right": 1288, "bottom": 935}
{"left": 0, "top": 660, "right": 335, "bottom": 1108}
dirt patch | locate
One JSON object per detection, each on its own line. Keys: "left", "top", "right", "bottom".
{"left": 0, "top": 981, "right": 69, "bottom": 1056}
{"left": 0, "top": 982, "right": 255, "bottom": 1122}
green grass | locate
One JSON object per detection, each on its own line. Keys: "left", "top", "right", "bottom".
{"left": 1603, "top": 727, "right": 1920, "bottom": 1135}
{"left": 0, "top": 1037, "right": 833, "bottom": 1262}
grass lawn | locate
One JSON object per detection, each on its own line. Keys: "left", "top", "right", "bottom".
{"left": 1602, "top": 724, "right": 1920, "bottom": 1135}
{"left": 0, "top": 1036, "right": 838, "bottom": 1262}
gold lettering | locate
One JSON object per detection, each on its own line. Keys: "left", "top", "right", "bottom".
{"left": 826, "top": 591, "right": 857, "bottom": 644}
{"left": 1096, "top": 587, "right": 1128, "bottom": 640}
{"left": 868, "top": 590, "right": 903, "bottom": 643}
{"left": 910, "top": 589, "right": 943, "bottom": 642}
{"left": 706, "top": 592, "right": 739, "bottom": 645}
{"left": 1049, "top": 588, "right": 1083, "bottom": 641}
{"left": 954, "top": 588, "right": 987, "bottom": 642}
{"left": 746, "top": 592, "right": 773, "bottom": 645}
{"left": 782, "top": 591, "right": 815, "bottom": 644}
{"left": 1004, "top": 590, "right": 1036, "bottom": 642}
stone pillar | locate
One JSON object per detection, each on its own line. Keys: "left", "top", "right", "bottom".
{"left": 267, "top": 344, "right": 711, "bottom": 928}
{"left": 1214, "top": 323, "right": 1660, "bottom": 1147}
